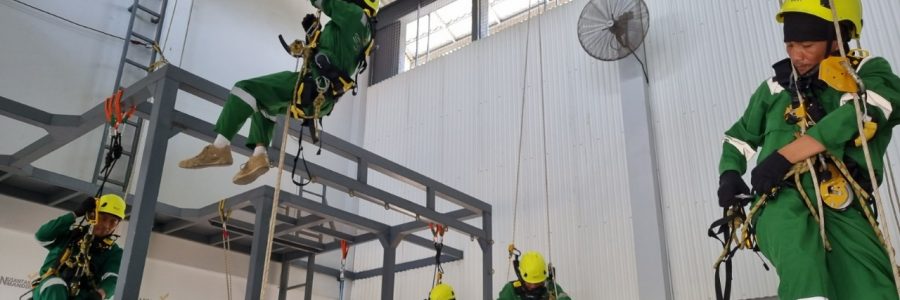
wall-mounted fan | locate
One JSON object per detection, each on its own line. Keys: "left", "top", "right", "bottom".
{"left": 577, "top": 0, "right": 650, "bottom": 80}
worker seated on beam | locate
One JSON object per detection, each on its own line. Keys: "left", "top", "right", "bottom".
{"left": 430, "top": 283, "right": 456, "bottom": 300}
{"left": 30, "top": 194, "right": 126, "bottom": 300}
{"left": 499, "top": 250, "right": 571, "bottom": 300}
{"left": 178, "top": 0, "right": 378, "bottom": 185}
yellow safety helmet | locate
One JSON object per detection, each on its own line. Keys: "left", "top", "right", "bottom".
{"left": 353, "top": 0, "right": 379, "bottom": 16}
{"left": 97, "top": 194, "right": 126, "bottom": 219}
{"left": 519, "top": 251, "right": 548, "bottom": 284}
{"left": 776, "top": 0, "right": 862, "bottom": 39}
{"left": 429, "top": 283, "right": 455, "bottom": 300}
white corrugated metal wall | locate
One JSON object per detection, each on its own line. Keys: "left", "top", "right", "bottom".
{"left": 350, "top": 0, "right": 900, "bottom": 299}
{"left": 351, "top": 0, "right": 636, "bottom": 299}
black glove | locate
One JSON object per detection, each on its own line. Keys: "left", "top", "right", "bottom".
{"left": 751, "top": 152, "right": 793, "bottom": 197}
{"left": 302, "top": 14, "right": 320, "bottom": 34}
{"left": 718, "top": 171, "right": 750, "bottom": 208}
{"left": 73, "top": 197, "right": 97, "bottom": 217}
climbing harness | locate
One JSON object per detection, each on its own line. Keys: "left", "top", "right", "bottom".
{"left": 711, "top": 2, "right": 900, "bottom": 297}
{"left": 283, "top": 10, "right": 377, "bottom": 137}
{"left": 27, "top": 199, "right": 119, "bottom": 299}
{"left": 339, "top": 240, "right": 349, "bottom": 300}
{"left": 218, "top": 200, "right": 234, "bottom": 300}
{"left": 824, "top": 0, "right": 900, "bottom": 291}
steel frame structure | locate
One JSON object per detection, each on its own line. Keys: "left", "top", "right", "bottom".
{"left": 0, "top": 64, "right": 493, "bottom": 299}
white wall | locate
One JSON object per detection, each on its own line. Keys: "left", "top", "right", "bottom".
{"left": 353, "top": 1, "right": 638, "bottom": 299}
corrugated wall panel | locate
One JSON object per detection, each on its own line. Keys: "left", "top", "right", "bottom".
{"left": 352, "top": 0, "right": 636, "bottom": 298}
{"left": 646, "top": 0, "right": 900, "bottom": 299}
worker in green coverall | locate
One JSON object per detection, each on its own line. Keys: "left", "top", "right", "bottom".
{"left": 179, "top": 0, "right": 377, "bottom": 185}
{"left": 31, "top": 194, "right": 126, "bottom": 300}
{"left": 717, "top": 0, "right": 900, "bottom": 298}
{"left": 498, "top": 251, "right": 571, "bottom": 300}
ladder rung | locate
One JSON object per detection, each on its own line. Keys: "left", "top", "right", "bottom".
{"left": 125, "top": 58, "right": 149, "bottom": 71}
{"left": 136, "top": 4, "right": 161, "bottom": 18}
{"left": 131, "top": 32, "right": 154, "bottom": 45}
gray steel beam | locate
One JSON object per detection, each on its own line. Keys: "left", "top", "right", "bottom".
{"left": 472, "top": 0, "right": 489, "bottom": 41}
{"left": 279, "top": 256, "right": 291, "bottom": 300}
{"left": 7, "top": 70, "right": 159, "bottom": 169}
{"left": 480, "top": 211, "right": 493, "bottom": 300}
{"left": 392, "top": 208, "right": 476, "bottom": 236}
{"left": 619, "top": 47, "right": 673, "bottom": 300}
{"left": 115, "top": 78, "right": 179, "bottom": 300}
{"left": 285, "top": 161, "right": 487, "bottom": 238}
{"left": 178, "top": 187, "right": 259, "bottom": 219}
{"left": 403, "top": 234, "right": 463, "bottom": 259}
{"left": 379, "top": 233, "right": 403, "bottom": 300}
{"left": 273, "top": 215, "right": 330, "bottom": 238}
{"left": 271, "top": 188, "right": 391, "bottom": 233}
{"left": 304, "top": 254, "right": 315, "bottom": 300}
{"left": 293, "top": 127, "right": 491, "bottom": 214}
{"left": 375, "top": 0, "right": 439, "bottom": 30}
{"left": 209, "top": 219, "right": 325, "bottom": 252}
{"left": 0, "top": 95, "right": 56, "bottom": 128}
{"left": 159, "top": 219, "right": 194, "bottom": 234}
{"left": 286, "top": 257, "right": 345, "bottom": 279}
{"left": 308, "top": 225, "right": 356, "bottom": 241}
{"left": 47, "top": 190, "right": 84, "bottom": 206}
{"left": 246, "top": 198, "right": 275, "bottom": 300}
{"left": 353, "top": 254, "right": 461, "bottom": 280}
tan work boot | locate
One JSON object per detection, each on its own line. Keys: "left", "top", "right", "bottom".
{"left": 232, "top": 154, "right": 271, "bottom": 185}
{"left": 179, "top": 145, "right": 233, "bottom": 169}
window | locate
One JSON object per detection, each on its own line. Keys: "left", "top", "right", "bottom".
{"left": 401, "top": 0, "right": 574, "bottom": 71}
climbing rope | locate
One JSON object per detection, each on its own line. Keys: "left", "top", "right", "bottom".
{"left": 507, "top": 0, "right": 536, "bottom": 282}
{"left": 259, "top": 22, "right": 319, "bottom": 297}
{"left": 429, "top": 223, "right": 447, "bottom": 289}
{"left": 883, "top": 154, "right": 900, "bottom": 240}
{"left": 504, "top": 1, "right": 559, "bottom": 298}
{"left": 218, "top": 200, "right": 234, "bottom": 300}
{"left": 826, "top": 0, "right": 900, "bottom": 292}
{"left": 534, "top": 3, "right": 561, "bottom": 297}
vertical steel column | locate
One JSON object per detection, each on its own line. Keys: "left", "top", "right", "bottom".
{"left": 379, "top": 233, "right": 402, "bottom": 299}
{"left": 279, "top": 256, "right": 291, "bottom": 300}
{"left": 246, "top": 198, "right": 275, "bottom": 300}
{"left": 479, "top": 211, "right": 493, "bottom": 299}
{"left": 619, "top": 47, "right": 673, "bottom": 300}
{"left": 471, "top": 0, "right": 489, "bottom": 40}
{"left": 304, "top": 254, "right": 316, "bottom": 300}
{"left": 114, "top": 78, "right": 179, "bottom": 299}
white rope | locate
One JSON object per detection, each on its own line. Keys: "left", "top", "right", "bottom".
{"left": 884, "top": 154, "right": 900, "bottom": 240}
{"left": 219, "top": 200, "right": 234, "bottom": 300}
{"left": 827, "top": 0, "right": 900, "bottom": 293}
{"left": 507, "top": 0, "right": 536, "bottom": 282}
{"left": 535, "top": 2, "right": 559, "bottom": 298}
{"left": 259, "top": 109, "right": 295, "bottom": 300}
{"left": 790, "top": 66, "right": 830, "bottom": 250}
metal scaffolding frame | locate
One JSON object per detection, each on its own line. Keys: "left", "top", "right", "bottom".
{"left": 0, "top": 65, "right": 493, "bottom": 299}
